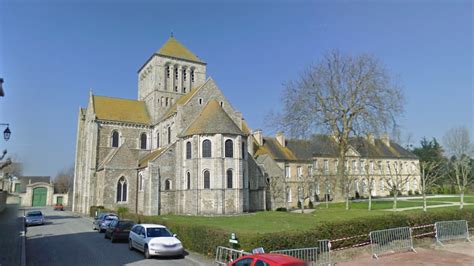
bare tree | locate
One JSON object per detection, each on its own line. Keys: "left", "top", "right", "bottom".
{"left": 362, "top": 161, "right": 379, "bottom": 211}
{"left": 276, "top": 51, "right": 404, "bottom": 209}
{"left": 443, "top": 126, "right": 473, "bottom": 209}
{"left": 54, "top": 166, "right": 75, "bottom": 194}
{"left": 266, "top": 174, "right": 287, "bottom": 210}
{"left": 296, "top": 173, "right": 318, "bottom": 213}
{"left": 384, "top": 161, "right": 413, "bottom": 210}
{"left": 418, "top": 161, "right": 443, "bottom": 211}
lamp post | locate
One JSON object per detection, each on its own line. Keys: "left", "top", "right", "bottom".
{"left": 0, "top": 124, "right": 11, "bottom": 141}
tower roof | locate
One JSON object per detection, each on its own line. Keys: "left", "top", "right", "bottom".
{"left": 181, "top": 99, "right": 244, "bottom": 137}
{"left": 156, "top": 37, "right": 204, "bottom": 63}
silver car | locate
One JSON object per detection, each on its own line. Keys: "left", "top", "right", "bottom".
{"left": 92, "top": 213, "right": 117, "bottom": 231}
{"left": 98, "top": 215, "right": 118, "bottom": 233}
{"left": 25, "top": 211, "right": 45, "bottom": 226}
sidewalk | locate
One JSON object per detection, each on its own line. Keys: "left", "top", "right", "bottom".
{"left": 0, "top": 203, "right": 23, "bottom": 266}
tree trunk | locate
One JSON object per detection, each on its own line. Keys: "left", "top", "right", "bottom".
{"left": 423, "top": 191, "right": 427, "bottom": 212}
{"left": 460, "top": 191, "right": 464, "bottom": 209}
{"left": 325, "top": 195, "right": 329, "bottom": 209}
{"left": 368, "top": 192, "right": 372, "bottom": 211}
{"left": 345, "top": 196, "right": 350, "bottom": 210}
{"left": 393, "top": 192, "right": 398, "bottom": 210}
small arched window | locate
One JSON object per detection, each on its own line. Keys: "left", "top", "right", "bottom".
{"left": 165, "top": 179, "right": 171, "bottom": 191}
{"left": 241, "top": 141, "right": 246, "bottom": 159}
{"left": 140, "top": 133, "right": 147, "bottom": 149}
{"left": 226, "top": 169, "right": 233, "bottom": 189}
{"left": 112, "top": 131, "right": 119, "bottom": 148}
{"left": 225, "top": 139, "right": 233, "bottom": 158}
{"left": 182, "top": 68, "right": 187, "bottom": 81}
{"left": 186, "top": 141, "right": 192, "bottom": 159}
{"left": 203, "top": 170, "right": 210, "bottom": 189}
{"left": 168, "top": 127, "right": 171, "bottom": 144}
{"left": 187, "top": 172, "right": 191, "bottom": 190}
{"left": 202, "top": 140, "right": 211, "bottom": 158}
{"left": 116, "top": 177, "right": 127, "bottom": 202}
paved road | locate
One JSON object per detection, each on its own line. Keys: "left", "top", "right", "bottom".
{"left": 25, "top": 207, "right": 213, "bottom": 266}
{"left": 0, "top": 203, "right": 23, "bottom": 266}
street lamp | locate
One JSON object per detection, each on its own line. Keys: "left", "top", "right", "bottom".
{"left": 0, "top": 124, "right": 11, "bottom": 141}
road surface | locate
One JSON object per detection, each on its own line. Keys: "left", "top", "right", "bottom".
{"left": 25, "top": 207, "right": 213, "bottom": 266}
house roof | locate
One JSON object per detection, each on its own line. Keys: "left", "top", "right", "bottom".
{"left": 92, "top": 95, "right": 150, "bottom": 125}
{"left": 156, "top": 37, "right": 204, "bottom": 63}
{"left": 138, "top": 148, "right": 166, "bottom": 168}
{"left": 255, "top": 135, "right": 418, "bottom": 162}
{"left": 181, "top": 99, "right": 245, "bottom": 137}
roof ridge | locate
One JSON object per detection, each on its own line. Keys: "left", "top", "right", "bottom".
{"left": 93, "top": 94, "right": 145, "bottom": 103}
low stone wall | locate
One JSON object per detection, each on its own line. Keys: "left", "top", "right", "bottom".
{"left": 0, "top": 191, "right": 7, "bottom": 212}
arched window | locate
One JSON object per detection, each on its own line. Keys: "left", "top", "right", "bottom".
{"left": 111, "top": 131, "right": 119, "bottom": 148}
{"left": 168, "top": 127, "right": 171, "bottom": 144}
{"left": 186, "top": 141, "right": 192, "bottom": 159}
{"left": 241, "top": 141, "right": 246, "bottom": 159}
{"left": 202, "top": 140, "right": 211, "bottom": 158}
{"left": 140, "top": 133, "right": 147, "bottom": 149}
{"left": 226, "top": 169, "right": 233, "bottom": 189}
{"left": 164, "top": 179, "right": 171, "bottom": 190}
{"left": 157, "top": 133, "right": 160, "bottom": 148}
{"left": 116, "top": 177, "right": 127, "bottom": 202}
{"left": 225, "top": 139, "right": 233, "bottom": 158}
{"left": 187, "top": 172, "right": 191, "bottom": 190}
{"left": 182, "top": 68, "right": 187, "bottom": 81}
{"left": 203, "top": 170, "right": 210, "bottom": 189}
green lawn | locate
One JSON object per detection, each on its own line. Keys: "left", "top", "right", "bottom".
{"left": 157, "top": 199, "right": 470, "bottom": 234}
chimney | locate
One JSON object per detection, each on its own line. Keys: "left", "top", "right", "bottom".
{"left": 253, "top": 129, "right": 263, "bottom": 146}
{"left": 381, "top": 133, "right": 390, "bottom": 147}
{"left": 366, "top": 134, "right": 375, "bottom": 145}
{"left": 276, "top": 131, "right": 286, "bottom": 147}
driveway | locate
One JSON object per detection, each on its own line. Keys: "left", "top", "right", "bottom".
{"left": 25, "top": 207, "right": 213, "bottom": 266}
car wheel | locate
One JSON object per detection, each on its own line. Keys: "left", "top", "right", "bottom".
{"left": 144, "top": 245, "right": 151, "bottom": 259}
{"left": 128, "top": 240, "right": 133, "bottom": 250}
{"left": 111, "top": 234, "right": 116, "bottom": 243}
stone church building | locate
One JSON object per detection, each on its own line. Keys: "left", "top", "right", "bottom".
{"left": 73, "top": 37, "right": 419, "bottom": 215}
{"left": 73, "top": 37, "right": 266, "bottom": 215}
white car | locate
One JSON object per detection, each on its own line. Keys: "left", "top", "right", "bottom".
{"left": 128, "top": 224, "right": 184, "bottom": 259}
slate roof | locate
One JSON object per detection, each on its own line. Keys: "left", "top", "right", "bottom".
{"left": 92, "top": 95, "right": 150, "bottom": 125}
{"left": 138, "top": 148, "right": 166, "bottom": 168}
{"left": 255, "top": 135, "right": 418, "bottom": 162}
{"left": 156, "top": 37, "right": 204, "bottom": 63}
{"left": 181, "top": 99, "right": 245, "bottom": 137}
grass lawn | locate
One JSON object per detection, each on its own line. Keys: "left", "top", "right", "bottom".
{"left": 158, "top": 199, "right": 471, "bottom": 234}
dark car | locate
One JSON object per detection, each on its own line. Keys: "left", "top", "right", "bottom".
{"left": 104, "top": 220, "right": 135, "bottom": 243}
{"left": 92, "top": 213, "right": 117, "bottom": 231}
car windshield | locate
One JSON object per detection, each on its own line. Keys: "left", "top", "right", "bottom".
{"left": 146, "top": 227, "right": 172, "bottom": 238}
{"left": 105, "top": 216, "right": 118, "bottom": 221}
{"left": 26, "top": 211, "right": 42, "bottom": 217}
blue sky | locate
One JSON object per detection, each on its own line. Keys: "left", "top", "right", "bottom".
{"left": 0, "top": 0, "right": 472, "bottom": 178}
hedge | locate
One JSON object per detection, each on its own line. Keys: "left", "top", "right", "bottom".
{"left": 111, "top": 208, "right": 474, "bottom": 257}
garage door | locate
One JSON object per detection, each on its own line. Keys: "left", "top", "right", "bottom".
{"left": 32, "top": 187, "right": 47, "bottom": 206}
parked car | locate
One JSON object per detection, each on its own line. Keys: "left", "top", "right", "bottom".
{"left": 53, "top": 204, "right": 64, "bottom": 211}
{"left": 98, "top": 215, "right": 118, "bottom": 233}
{"left": 92, "top": 213, "right": 117, "bottom": 231}
{"left": 128, "top": 224, "right": 184, "bottom": 259}
{"left": 104, "top": 219, "right": 135, "bottom": 243}
{"left": 228, "top": 254, "right": 308, "bottom": 266}
{"left": 25, "top": 211, "right": 45, "bottom": 227}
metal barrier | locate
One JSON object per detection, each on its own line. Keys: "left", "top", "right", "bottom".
{"left": 318, "top": 239, "right": 331, "bottom": 265}
{"left": 215, "top": 246, "right": 251, "bottom": 265}
{"left": 369, "top": 227, "right": 415, "bottom": 259}
{"left": 270, "top": 247, "right": 318, "bottom": 265}
{"left": 435, "top": 220, "right": 472, "bottom": 246}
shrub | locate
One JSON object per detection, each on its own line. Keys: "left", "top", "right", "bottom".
{"left": 308, "top": 200, "right": 314, "bottom": 209}
{"left": 314, "top": 194, "right": 320, "bottom": 202}
{"left": 275, "top": 207, "right": 287, "bottom": 212}
{"left": 355, "top": 191, "right": 360, "bottom": 199}
{"left": 297, "top": 200, "right": 302, "bottom": 209}
{"left": 89, "top": 205, "right": 104, "bottom": 217}
{"left": 408, "top": 190, "right": 413, "bottom": 196}
{"left": 415, "top": 190, "right": 420, "bottom": 195}
{"left": 116, "top": 207, "right": 128, "bottom": 219}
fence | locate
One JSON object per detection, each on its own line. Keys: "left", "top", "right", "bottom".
{"left": 215, "top": 246, "right": 251, "bottom": 265}
{"left": 435, "top": 220, "right": 471, "bottom": 246}
{"left": 318, "top": 239, "right": 331, "bottom": 265}
{"left": 270, "top": 247, "right": 318, "bottom": 265}
{"left": 369, "top": 226, "right": 415, "bottom": 259}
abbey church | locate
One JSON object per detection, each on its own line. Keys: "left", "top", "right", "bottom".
{"left": 73, "top": 37, "right": 420, "bottom": 215}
